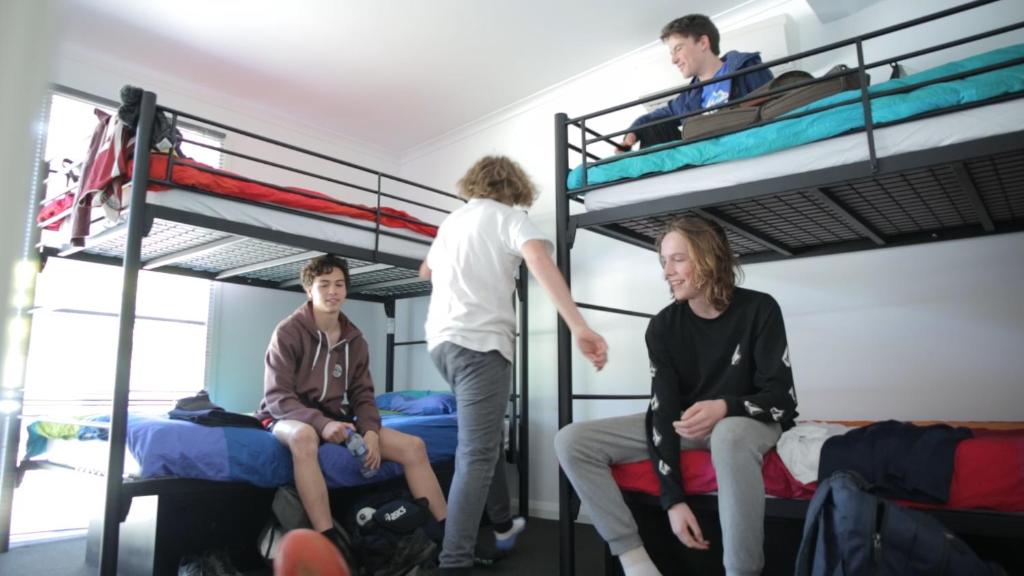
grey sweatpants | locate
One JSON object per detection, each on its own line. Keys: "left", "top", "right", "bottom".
{"left": 431, "top": 342, "right": 513, "bottom": 569}
{"left": 554, "top": 412, "right": 780, "bottom": 576}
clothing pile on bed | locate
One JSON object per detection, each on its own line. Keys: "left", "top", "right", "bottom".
{"left": 610, "top": 419, "right": 1024, "bottom": 512}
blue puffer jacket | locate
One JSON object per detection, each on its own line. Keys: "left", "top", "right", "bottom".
{"left": 630, "top": 50, "right": 773, "bottom": 131}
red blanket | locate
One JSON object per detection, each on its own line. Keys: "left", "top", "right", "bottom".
{"left": 610, "top": 427, "right": 1024, "bottom": 512}
{"left": 40, "top": 153, "right": 438, "bottom": 239}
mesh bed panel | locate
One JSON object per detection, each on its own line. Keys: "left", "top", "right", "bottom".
{"left": 606, "top": 212, "right": 776, "bottom": 258}
{"left": 176, "top": 239, "right": 308, "bottom": 275}
{"left": 967, "top": 151, "right": 1024, "bottom": 222}
{"left": 85, "top": 220, "right": 234, "bottom": 263}
{"left": 716, "top": 191, "right": 862, "bottom": 249}
{"left": 350, "top": 266, "right": 418, "bottom": 288}
{"left": 829, "top": 167, "right": 977, "bottom": 236}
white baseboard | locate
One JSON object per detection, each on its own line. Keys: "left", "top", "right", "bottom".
{"left": 510, "top": 498, "right": 594, "bottom": 524}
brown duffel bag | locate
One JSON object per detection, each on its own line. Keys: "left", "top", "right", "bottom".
{"left": 680, "top": 65, "right": 870, "bottom": 142}
{"left": 759, "top": 64, "right": 869, "bottom": 120}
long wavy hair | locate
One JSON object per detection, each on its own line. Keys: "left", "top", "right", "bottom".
{"left": 456, "top": 155, "right": 538, "bottom": 207}
{"left": 656, "top": 216, "right": 741, "bottom": 310}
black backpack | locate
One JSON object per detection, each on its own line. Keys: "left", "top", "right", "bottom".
{"left": 795, "top": 470, "right": 1005, "bottom": 576}
{"left": 258, "top": 486, "right": 361, "bottom": 574}
{"left": 344, "top": 489, "right": 439, "bottom": 576}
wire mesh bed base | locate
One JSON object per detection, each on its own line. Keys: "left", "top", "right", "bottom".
{"left": 571, "top": 132, "right": 1024, "bottom": 263}
{"left": 44, "top": 203, "right": 433, "bottom": 300}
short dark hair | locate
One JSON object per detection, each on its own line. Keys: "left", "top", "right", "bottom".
{"left": 661, "top": 14, "right": 720, "bottom": 55}
{"left": 300, "top": 254, "right": 350, "bottom": 291}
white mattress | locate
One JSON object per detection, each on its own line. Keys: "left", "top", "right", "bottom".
{"left": 582, "top": 99, "right": 1024, "bottom": 211}
{"left": 146, "top": 187, "right": 433, "bottom": 261}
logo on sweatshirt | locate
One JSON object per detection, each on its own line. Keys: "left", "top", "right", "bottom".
{"left": 744, "top": 400, "right": 764, "bottom": 416}
{"left": 332, "top": 364, "right": 344, "bottom": 378}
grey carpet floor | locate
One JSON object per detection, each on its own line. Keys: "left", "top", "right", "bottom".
{"left": 0, "top": 518, "right": 607, "bottom": 576}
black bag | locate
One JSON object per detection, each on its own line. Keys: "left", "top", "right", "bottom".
{"left": 344, "top": 489, "right": 439, "bottom": 576}
{"left": 258, "top": 486, "right": 361, "bottom": 573}
{"left": 795, "top": 471, "right": 1005, "bottom": 576}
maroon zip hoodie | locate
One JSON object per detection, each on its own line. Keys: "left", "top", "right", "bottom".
{"left": 256, "top": 301, "right": 381, "bottom": 435}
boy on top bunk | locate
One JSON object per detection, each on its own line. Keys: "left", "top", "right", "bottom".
{"left": 419, "top": 155, "right": 608, "bottom": 575}
{"left": 556, "top": 216, "right": 799, "bottom": 576}
{"left": 256, "top": 254, "right": 447, "bottom": 554}
{"left": 618, "top": 14, "right": 773, "bottom": 151}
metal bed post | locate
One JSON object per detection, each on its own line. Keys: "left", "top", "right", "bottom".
{"left": 516, "top": 263, "right": 529, "bottom": 518}
{"left": 554, "top": 112, "right": 576, "bottom": 576}
{"left": 384, "top": 299, "right": 396, "bottom": 393}
{"left": 99, "top": 90, "right": 157, "bottom": 576}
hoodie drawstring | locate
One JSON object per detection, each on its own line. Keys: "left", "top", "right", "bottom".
{"left": 311, "top": 331, "right": 322, "bottom": 372}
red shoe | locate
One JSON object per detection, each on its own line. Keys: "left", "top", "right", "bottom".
{"left": 274, "top": 528, "right": 351, "bottom": 576}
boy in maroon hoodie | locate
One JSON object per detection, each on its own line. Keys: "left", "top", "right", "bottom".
{"left": 256, "top": 254, "right": 447, "bottom": 549}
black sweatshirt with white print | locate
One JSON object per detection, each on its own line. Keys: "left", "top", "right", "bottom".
{"left": 644, "top": 287, "right": 798, "bottom": 510}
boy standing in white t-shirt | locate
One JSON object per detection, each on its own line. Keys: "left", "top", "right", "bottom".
{"left": 420, "top": 155, "right": 608, "bottom": 575}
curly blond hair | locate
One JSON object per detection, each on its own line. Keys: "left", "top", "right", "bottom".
{"left": 656, "top": 216, "right": 741, "bottom": 310}
{"left": 456, "top": 155, "right": 538, "bottom": 207}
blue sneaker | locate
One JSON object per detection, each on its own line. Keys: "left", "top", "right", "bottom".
{"left": 493, "top": 516, "right": 526, "bottom": 552}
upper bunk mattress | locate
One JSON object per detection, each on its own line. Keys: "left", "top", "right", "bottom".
{"left": 146, "top": 187, "right": 432, "bottom": 261}
{"left": 572, "top": 44, "right": 1024, "bottom": 212}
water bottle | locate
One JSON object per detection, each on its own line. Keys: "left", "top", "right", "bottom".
{"left": 345, "top": 431, "right": 378, "bottom": 478}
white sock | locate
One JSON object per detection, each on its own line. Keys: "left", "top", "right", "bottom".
{"left": 619, "top": 546, "right": 662, "bottom": 576}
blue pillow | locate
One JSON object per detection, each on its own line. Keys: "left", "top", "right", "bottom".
{"left": 376, "top": 391, "right": 456, "bottom": 415}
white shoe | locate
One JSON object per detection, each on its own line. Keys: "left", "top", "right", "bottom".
{"left": 494, "top": 516, "right": 526, "bottom": 551}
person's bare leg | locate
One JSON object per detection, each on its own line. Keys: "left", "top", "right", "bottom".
{"left": 273, "top": 420, "right": 334, "bottom": 531}
{"left": 380, "top": 427, "right": 448, "bottom": 520}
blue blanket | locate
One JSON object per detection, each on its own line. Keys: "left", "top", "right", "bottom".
{"left": 567, "top": 44, "right": 1024, "bottom": 191}
{"left": 126, "top": 412, "right": 458, "bottom": 488}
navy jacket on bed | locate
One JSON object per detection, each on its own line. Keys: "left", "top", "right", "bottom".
{"left": 818, "top": 420, "right": 972, "bottom": 503}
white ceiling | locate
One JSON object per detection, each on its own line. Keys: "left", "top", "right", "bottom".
{"left": 56, "top": 0, "right": 746, "bottom": 155}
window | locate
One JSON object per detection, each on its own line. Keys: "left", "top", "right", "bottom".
{"left": 23, "top": 89, "right": 223, "bottom": 417}
{"left": 22, "top": 258, "right": 211, "bottom": 417}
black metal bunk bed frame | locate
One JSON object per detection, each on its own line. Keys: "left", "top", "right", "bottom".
{"left": 4, "top": 89, "right": 531, "bottom": 574}
{"left": 553, "top": 1, "right": 1024, "bottom": 574}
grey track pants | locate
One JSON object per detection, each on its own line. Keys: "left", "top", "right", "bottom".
{"left": 431, "top": 342, "right": 513, "bottom": 569}
{"left": 554, "top": 412, "right": 780, "bottom": 576}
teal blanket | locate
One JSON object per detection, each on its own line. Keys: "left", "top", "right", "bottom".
{"left": 567, "top": 44, "right": 1024, "bottom": 191}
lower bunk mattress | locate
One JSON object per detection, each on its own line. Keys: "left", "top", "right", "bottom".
{"left": 127, "top": 412, "right": 458, "bottom": 488}
{"left": 610, "top": 424, "right": 1024, "bottom": 513}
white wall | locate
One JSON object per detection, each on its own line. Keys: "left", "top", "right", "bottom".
{"left": 398, "top": 0, "right": 1024, "bottom": 518}
{"left": 0, "top": 3, "right": 54, "bottom": 399}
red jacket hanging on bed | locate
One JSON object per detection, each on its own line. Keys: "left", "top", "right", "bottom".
{"left": 70, "top": 108, "right": 131, "bottom": 246}
{"left": 256, "top": 301, "right": 382, "bottom": 436}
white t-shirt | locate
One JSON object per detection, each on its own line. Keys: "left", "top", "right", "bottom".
{"left": 425, "top": 198, "right": 552, "bottom": 362}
